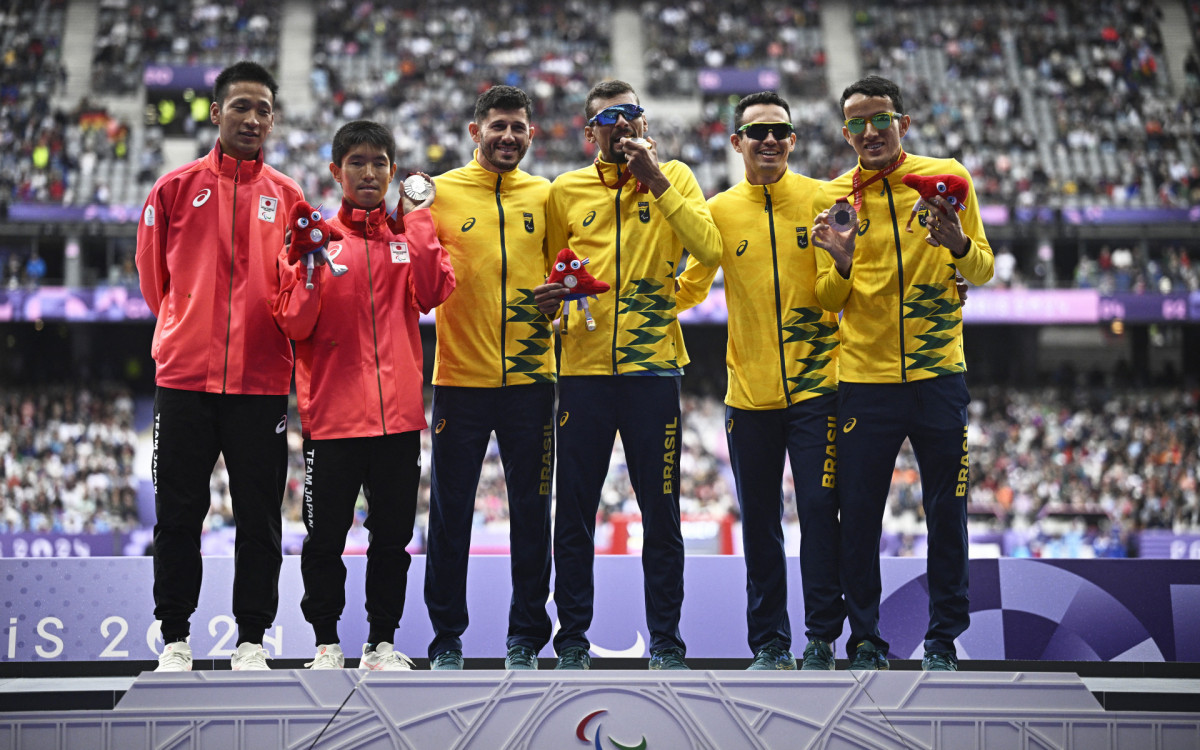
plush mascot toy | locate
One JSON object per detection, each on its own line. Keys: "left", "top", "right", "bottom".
{"left": 546, "top": 247, "right": 610, "bottom": 334}
{"left": 287, "top": 201, "right": 347, "bottom": 289}
{"left": 901, "top": 173, "right": 969, "bottom": 246}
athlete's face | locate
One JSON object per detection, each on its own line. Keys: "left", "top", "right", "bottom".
{"left": 842, "top": 92, "right": 909, "bottom": 172}
{"left": 584, "top": 92, "right": 646, "bottom": 165}
{"left": 732, "top": 103, "right": 795, "bottom": 186}
{"left": 470, "top": 107, "right": 532, "bottom": 173}
{"left": 330, "top": 143, "right": 396, "bottom": 209}
{"left": 211, "top": 81, "right": 274, "bottom": 161}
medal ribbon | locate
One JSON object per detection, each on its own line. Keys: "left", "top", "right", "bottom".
{"left": 840, "top": 152, "right": 906, "bottom": 212}
{"left": 595, "top": 159, "right": 649, "bottom": 193}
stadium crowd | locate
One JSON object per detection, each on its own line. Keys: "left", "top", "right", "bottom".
{"left": 5, "top": 0, "right": 1200, "bottom": 211}
{"left": 2, "top": 380, "right": 1196, "bottom": 558}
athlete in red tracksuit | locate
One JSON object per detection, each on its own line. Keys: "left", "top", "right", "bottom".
{"left": 136, "top": 62, "right": 304, "bottom": 672}
{"left": 273, "top": 120, "right": 456, "bottom": 671}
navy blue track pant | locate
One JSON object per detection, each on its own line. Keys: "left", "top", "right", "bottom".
{"left": 300, "top": 431, "right": 420, "bottom": 645}
{"left": 424, "top": 384, "right": 555, "bottom": 658}
{"left": 552, "top": 375, "right": 686, "bottom": 656}
{"left": 837, "top": 374, "right": 971, "bottom": 658}
{"left": 727, "top": 393, "right": 844, "bottom": 654}
{"left": 152, "top": 387, "right": 287, "bottom": 644}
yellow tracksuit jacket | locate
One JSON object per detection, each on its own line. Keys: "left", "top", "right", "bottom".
{"left": 814, "top": 151, "right": 994, "bottom": 383}
{"left": 431, "top": 154, "right": 556, "bottom": 386}
{"left": 546, "top": 159, "right": 722, "bottom": 375}
{"left": 676, "top": 171, "right": 839, "bottom": 410}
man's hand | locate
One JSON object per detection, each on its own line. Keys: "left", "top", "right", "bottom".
{"left": 955, "top": 273, "right": 969, "bottom": 304}
{"left": 926, "top": 195, "right": 968, "bottom": 256}
{"left": 400, "top": 172, "right": 436, "bottom": 214}
{"left": 534, "top": 281, "right": 567, "bottom": 317}
{"left": 812, "top": 207, "right": 857, "bottom": 278}
{"left": 620, "top": 136, "right": 670, "bottom": 196}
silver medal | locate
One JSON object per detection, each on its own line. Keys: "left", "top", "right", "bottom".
{"left": 829, "top": 201, "right": 858, "bottom": 232}
{"left": 403, "top": 174, "right": 432, "bottom": 202}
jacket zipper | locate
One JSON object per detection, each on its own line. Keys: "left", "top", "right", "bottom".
{"left": 223, "top": 165, "right": 239, "bottom": 393}
{"left": 363, "top": 209, "right": 388, "bottom": 432}
{"left": 764, "top": 186, "right": 791, "bottom": 406}
{"left": 883, "top": 179, "right": 907, "bottom": 382}
{"left": 611, "top": 173, "right": 622, "bottom": 375}
{"left": 495, "top": 173, "right": 507, "bottom": 386}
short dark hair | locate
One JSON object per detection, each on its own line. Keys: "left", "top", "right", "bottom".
{"left": 474, "top": 85, "right": 533, "bottom": 123}
{"left": 839, "top": 75, "right": 904, "bottom": 118}
{"left": 584, "top": 80, "right": 638, "bottom": 121}
{"left": 213, "top": 61, "right": 279, "bottom": 106}
{"left": 331, "top": 120, "right": 396, "bottom": 167}
{"left": 733, "top": 91, "right": 791, "bottom": 131}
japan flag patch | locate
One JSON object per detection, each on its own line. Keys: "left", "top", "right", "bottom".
{"left": 390, "top": 242, "right": 409, "bottom": 263}
{"left": 258, "top": 196, "right": 278, "bottom": 223}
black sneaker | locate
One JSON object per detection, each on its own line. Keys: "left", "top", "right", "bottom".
{"left": 848, "top": 641, "right": 889, "bottom": 671}
{"left": 648, "top": 647, "right": 689, "bottom": 670}
{"left": 748, "top": 644, "right": 797, "bottom": 670}
{"left": 505, "top": 645, "right": 538, "bottom": 670}
{"left": 800, "top": 639, "right": 835, "bottom": 671}
{"left": 921, "top": 650, "right": 958, "bottom": 672}
{"left": 555, "top": 646, "right": 591, "bottom": 670}
{"left": 430, "top": 649, "right": 464, "bottom": 670}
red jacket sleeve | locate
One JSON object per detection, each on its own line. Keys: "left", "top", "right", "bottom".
{"left": 402, "top": 208, "right": 456, "bottom": 314}
{"left": 272, "top": 247, "right": 324, "bottom": 341}
{"left": 135, "top": 183, "right": 171, "bottom": 316}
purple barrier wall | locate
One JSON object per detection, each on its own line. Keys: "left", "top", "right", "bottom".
{"left": 1, "top": 557, "right": 1196, "bottom": 663}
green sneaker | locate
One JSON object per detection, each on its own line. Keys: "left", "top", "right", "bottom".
{"left": 649, "top": 647, "right": 689, "bottom": 670}
{"left": 747, "top": 644, "right": 797, "bottom": 670}
{"left": 921, "top": 650, "right": 958, "bottom": 672}
{"left": 848, "top": 641, "right": 889, "bottom": 671}
{"left": 430, "top": 649, "right": 464, "bottom": 670}
{"left": 800, "top": 639, "right": 835, "bottom": 671}
{"left": 505, "top": 645, "right": 538, "bottom": 670}
{"left": 555, "top": 646, "right": 591, "bottom": 670}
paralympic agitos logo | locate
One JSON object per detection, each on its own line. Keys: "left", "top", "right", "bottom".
{"left": 576, "top": 710, "right": 647, "bottom": 750}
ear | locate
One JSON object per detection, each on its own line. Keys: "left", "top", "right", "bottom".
{"left": 584, "top": 123, "right": 596, "bottom": 143}
{"left": 730, "top": 132, "right": 743, "bottom": 154}
{"left": 210, "top": 100, "right": 220, "bottom": 126}
{"left": 842, "top": 126, "right": 852, "bottom": 145}
{"left": 468, "top": 121, "right": 482, "bottom": 145}
{"left": 387, "top": 162, "right": 397, "bottom": 181}
{"left": 328, "top": 161, "right": 341, "bottom": 182}
{"left": 897, "top": 114, "right": 911, "bottom": 138}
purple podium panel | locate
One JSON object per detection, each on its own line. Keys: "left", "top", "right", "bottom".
{"left": 1, "top": 671, "right": 1199, "bottom": 750}
{"left": 1, "top": 557, "right": 1198, "bottom": 662}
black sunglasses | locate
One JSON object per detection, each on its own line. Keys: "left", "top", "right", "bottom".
{"left": 736, "top": 121, "right": 795, "bottom": 141}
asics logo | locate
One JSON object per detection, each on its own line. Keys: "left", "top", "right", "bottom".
{"left": 193, "top": 189, "right": 212, "bottom": 207}
{"left": 735, "top": 240, "right": 748, "bottom": 257}
{"left": 842, "top": 417, "right": 856, "bottom": 433}
{"left": 435, "top": 419, "right": 446, "bottom": 434}
{"left": 275, "top": 415, "right": 288, "bottom": 434}
{"left": 726, "top": 418, "right": 734, "bottom": 433}
{"left": 559, "top": 411, "right": 569, "bottom": 427}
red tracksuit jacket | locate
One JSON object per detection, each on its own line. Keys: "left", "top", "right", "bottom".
{"left": 136, "top": 142, "right": 303, "bottom": 395}
{"left": 273, "top": 200, "right": 456, "bottom": 440}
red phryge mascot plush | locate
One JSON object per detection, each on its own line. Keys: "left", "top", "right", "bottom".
{"left": 287, "top": 201, "right": 348, "bottom": 289}
{"left": 546, "top": 247, "right": 610, "bottom": 334}
{"left": 901, "top": 173, "right": 969, "bottom": 246}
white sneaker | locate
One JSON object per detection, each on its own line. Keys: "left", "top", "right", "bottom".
{"left": 305, "top": 643, "right": 345, "bottom": 670}
{"left": 156, "top": 641, "right": 192, "bottom": 672}
{"left": 231, "top": 642, "right": 271, "bottom": 671}
{"left": 359, "top": 643, "right": 414, "bottom": 671}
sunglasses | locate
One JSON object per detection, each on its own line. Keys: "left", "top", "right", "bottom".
{"left": 588, "top": 103, "right": 645, "bottom": 126}
{"left": 736, "top": 121, "right": 795, "bottom": 141}
{"left": 844, "top": 111, "right": 900, "bottom": 135}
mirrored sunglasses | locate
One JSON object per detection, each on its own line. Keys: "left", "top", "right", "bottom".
{"left": 589, "top": 103, "right": 645, "bottom": 126}
{"left": 844, "top": 112, "right": 900, "bottom": 135}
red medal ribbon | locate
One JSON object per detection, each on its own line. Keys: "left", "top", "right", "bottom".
{"left": 595, "top": 159, "right": 649, "bottom": 193}
{"left": 841, "top": 152, "right": 906, "bottom": 212}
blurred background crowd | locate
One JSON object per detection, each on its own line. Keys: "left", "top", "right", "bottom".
{"left": 2, "top": 0, "right": 1199, "bottom": 558}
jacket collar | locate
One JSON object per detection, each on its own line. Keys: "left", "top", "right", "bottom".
{"left": 337, "top": 199, "right": 392, "bottom": 233}
{"left": 466, "top": 150, "right": 520, "bottom": 185}
{"left": 206, "top": 141, "right": 264, "bottom": 182}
